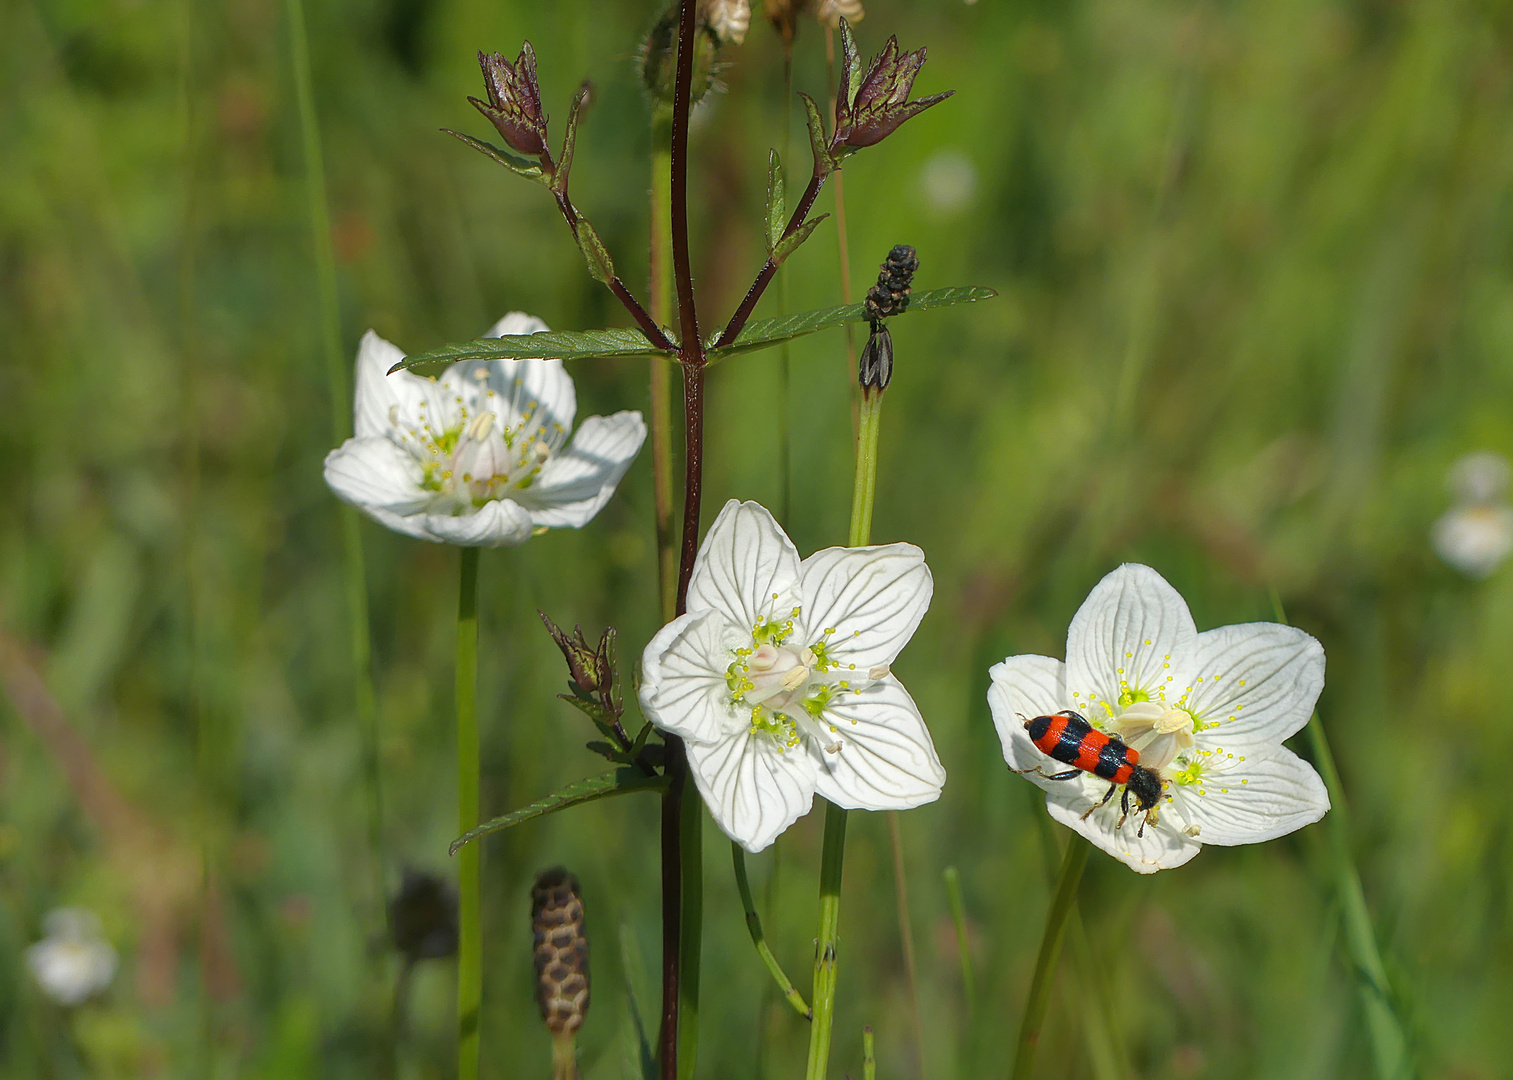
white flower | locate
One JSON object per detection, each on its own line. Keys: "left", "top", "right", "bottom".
{"left": 639, "top": 500, "right": 945, "bottom": 852}
{"left": 988, "top": 564, "right": 1329, "bottom": 874}
{"left": 817, "top": 0, "right": 864, "bottom": 29}
{"left": 1433, "top": 452, "right": 1513, "bottom": 578}
{"left": 323, "top": 313, "right": 647, "bottom": 548}
{"left": 28, "top": 908, "right": 117, "bottom": 1006}
{"left": 702, "top": 0, "right": 750, "bottom": 45}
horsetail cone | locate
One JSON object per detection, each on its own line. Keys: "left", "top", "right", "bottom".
{"left": 532, "top": 868, "right": 590, "bottom": 1038}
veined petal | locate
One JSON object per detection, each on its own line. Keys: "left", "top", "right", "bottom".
{"left": 797, "top": 543, "right": 932, "bottom": 669}
{"left": 1065, "top": 564, "right": 1197, "bottom": 720}
{"left": 418, "top": 500, "right": 534, "bottom": 547}
{"left": 521, "top": 411, "right": 647, "bottom": 529}
{"left": 324, "top": 439, "right": 431, "bottom": 515}
{"left": 686, "top": 501, "right": 802, "bottom": 632}
{"left": 1184, "top": 623, "right": 1324, "bottom": 753}
{"left": 988, "top": 655, "right": 1071, "bottom": 792}
{"left": 485, "top": 311, "right": 551, "bottom": 339}
{"left": 685, "top": 732, "right": 816, "bottom": 853}
{"left": 1169, "top": 746, "right": 1328, "bottom": 846}
{"left": 813, "top": 678, "right": 945, "bottom": 810}
{"left": 639, "top": 610, "right": 744, "bottom": 746}
{"left": 1045, "top": 789, "right": 1201, "bottom": 874}
{"left": 441, "top": 313, "right": 572, "bottom": 444}
{"left": 353, "top": 330, "right": 460, "bottom": 441}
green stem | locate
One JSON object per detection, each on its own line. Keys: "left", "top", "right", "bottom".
{"left": 456, "top": 547, "right": 481, "bottom": 1080}
{"left": 678, "top": 767, "right": 702, "bottom": 1080}
{"left": 1269, "top": 592, "right": 1412, "bottom": 1080}
{"left": 804, "top": 799, "right": 849, "bottom": 1080}
{"left": 733, "top": 842, "right": 812, "bottom": 1019}
{"left": 1011, "top": 837, "right": 1089, "bottom": 1080}
{"left": 943, "top": 867, "right": 976, "bottom": 1024}
{"left": 888, "top": 811, "right": 927, "bottom": 1077}
{"left": 649, "top": 107, "right": 677, "bottom": 624}
{"left": 863, "top": 1026, "right": 876, "bottom": 1080}
{"left": 285, "top": 0, "right": 386, "bottom": 915}
{"left": 849, "top": 390, "right": 883, "bottom": 548}
{"left": 777, "top": 53, "right": 794, "bottom": 529}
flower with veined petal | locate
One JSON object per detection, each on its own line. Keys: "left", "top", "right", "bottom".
{"left": 324, "top": 312, "right": 646, "bottom": 548}
{"left": 639, "top": 500, "right": 945, "bottom": 852}
{"left": 989, "top": 564, "right": 1329, "bottom": 874}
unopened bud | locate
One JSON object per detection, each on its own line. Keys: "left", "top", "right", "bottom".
{"left": 388, "top": 869, "right": 459, "bottom": 963}
{"left": 832, "top": 23, "right": 953, "bottom": 154}
{"left": 641, "top": 5, "right": 722, "bottom": 106}
{"left": 532, "top": 868, "right": 589, "bottom": 1038}
{"left": 859, "top": 323, "right": 893, "bottom": 392}
{"left": 540, "top": 612, "right": 614, "bottom": 696}
{"left": 470, "top": 44, "right": 551, "bottom": 162}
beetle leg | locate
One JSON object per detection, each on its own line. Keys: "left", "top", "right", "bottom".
{"left": 1081, "top": 782, "right": 1118, "bottom": 820}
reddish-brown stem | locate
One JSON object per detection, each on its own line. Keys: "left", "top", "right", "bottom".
{"left": 676, "top": 365, "right": 705, "bottom": 612}
{"left": 717, "top": 170, "right": 830, "bottom": 348}
{"left": 551, "top": 189, "right": 676, "bottom": 351}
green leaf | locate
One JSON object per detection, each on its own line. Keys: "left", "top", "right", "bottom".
{"left": 392, "top": 326, "right": 669, "bottom": 377}
{"left": 771, "top": 213, "right": 828, "bottom": 268}
{"left": 444, "top": 129, "right": 547, "bottom": 184}
{"left": 555, "top": 81, "right": 591, "bottom": 194}
{"left": 799, "top": 93, "right": 833, "bottom": 177}
{"left": 450, "top": 767, "right": 666, "bottom": 854}
{"left": 707, "top": 285, "right": 998, "bottom": 359}
{"left": 765, "top": 150, "right": 786, "bottom": 252}
{"left": 575, "top": 219, "right": 616, "bottom": 285}
{"left": 838, "top": 18, "right": 862, "bottom": 105}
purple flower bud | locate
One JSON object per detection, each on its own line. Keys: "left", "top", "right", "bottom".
{"left": 832, "top": 24, "right": 953, "bottom": 153}
{"left": 469, "top": 43, "right": 551, "bottom": 163}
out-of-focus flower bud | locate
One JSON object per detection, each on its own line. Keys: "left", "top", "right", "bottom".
{"left": 642, "top": 5, "right": 723, "bottom": 107}
{"left": 832, "top": 22, "right": 953, "bottom": 154}
{"left": 388, "top": 869, "right": 459, "bottom": 963}
{"left": 470, "top": 45, "right": 551, "bottom": 162}
{"left": 702, "top": 0, "right": 751, "bottom": 45}
{"left": 533, "top": 868, "right": 589, "bottom": 1079}
{"left": 763, "top": 0, "right": 863, "bottom": 44}
{"left": 816, "top": 0, "right": 864, "bottom": 29}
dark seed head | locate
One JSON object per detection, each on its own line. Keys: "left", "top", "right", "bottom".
{"left": 388, "top": 869, "right": 459, "bottom": 963}
{"left": 532, "top": 867, "right": 589, "bottom": 1036}
{"left": 864, "top": 244, "right": 918, "bottom": 322}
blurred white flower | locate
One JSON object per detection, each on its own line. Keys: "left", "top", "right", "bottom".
{"left": 639, "top": 500, "right": 944, "bottom": 852}
{"left": 919, "top": 149, "right": 978, "bottom": 216}
{"left": 816, "top": 0, "right": 864, "bottom": 29}
{"left": 703, "top": 0, "right": 750, "bottom": 45}
{"left": 989, "top": 564, "right": 1329, "bottom": 874}
{"left": 28, "top": 908, "right": 117, "bottom": 1006}
{"left": 1434, "top": 452, "right": 1513, "bottom": 578}
{"left": 324, "top": 313, "right": 646, "bottom": 548}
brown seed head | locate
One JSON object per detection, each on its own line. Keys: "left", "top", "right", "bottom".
{"left": 532, "top": 868, "right": 589, "bottom": 1036}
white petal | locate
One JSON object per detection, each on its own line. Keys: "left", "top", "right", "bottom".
{"left": 520, "top": 411, "right": 647, "bottom": 529}
{"left": 1184, "top": 623, "right": 1324, "bottom": 753}
{"left": 797, "top": 543, "right": 932, "bottom": 669}
{"left": 639, "top": 611, "right": 744, "bottom": 746}
{"left": 686, "top": 500, "right": 802, "bottom": 632}
{"left": 361, "top": 505, "right": 437, "bottom": 542}
{"left": 1065, "top": 564, "right": 1197, "bottom": 717}
{"left": 323, "top": 439, "right": 431, "bottom": 515}
{"left": 987, "top": 655, "right": 1074, "bottom": 793}
{"left": 1170, "top": 747, "right": 1329, "bottom": 847}
{"left": 812, "top": 678, "right": 946, "bottom": 810}
{"left": 418, "top": 501, "right": 535, "bottom": 547}
{"left": 685, "top": 732, "right": 816, "bottom": 853}
{"left": 353, "top": 330, "right": 460, "bottom": 439}
{"left": 1045, "top": 788, "right": 1202, "bottom": 874}
{"left": 485, "top": 311, "right": 551, "bottom": 339}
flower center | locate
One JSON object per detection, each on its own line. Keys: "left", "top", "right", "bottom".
{"left": 1111, "top": 701, "right": 1196, "bottom": 772}
{"left": 395, "top": 389, "right": 564, "bottom": 512}
{"left": 726, "top": 616, "right": 870, "bottom": 755}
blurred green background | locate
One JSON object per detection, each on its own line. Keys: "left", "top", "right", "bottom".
{"left": 3, "top": 0, "right": 1512, "bottom": 1076}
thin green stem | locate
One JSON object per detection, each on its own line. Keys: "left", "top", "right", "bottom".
{"left": 777, "top": 53, "right": 794, "bottom": 529}
{"left": 849, "top": 391, "right": 883, "bottom": 548}
{"left": 824, "top": 28, "right": 859, "bottom": 427}
{"left": 285, "top": 0, "right": 386, "bottom": 914}
{"left": 1270, "top": 591, "right": 1413, "bottom": 1080}
{"left": 678, "top": 776, "right": 702, "bottom": 1080}
{"left": 733, "top": 842, "right": 812, "bottom": 1019}
{"left": 804, "top": 800, "right": 849, "bottom": 1080}
{"left": 649, "top": 107, "right": 677, "bottom": 624}
{"left": 456, "top": 547, "right": 482, "bottom": 1080}
{"left": 1011, "top": 837, "right": 1089, "bottom": 1080}
{"left": 863, "top": 1026, "right": 876, "bottom": 1080}
{"left": 943, "top": 867, "right": 976, "bottom": 1024}
{"left": 888, "top": 810, "right": 927, "bottom": 1078}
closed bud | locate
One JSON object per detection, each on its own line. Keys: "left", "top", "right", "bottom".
{"left": 859, "top": 323, "right": 893, "bottom": 393}
{"left": 832, "top": 23, "right": 953, "bottom": 154}
{"left": 470, "top": 44, "right": 551, "bottom": 163}
{"left": 540, "top": 612, "right": 613, "bottom": 696}
{"left": 641, "top": 5, "right": 722, "bottom": 106}
{"left": 532, "top": 868, "right": 589, "bottom": 1080}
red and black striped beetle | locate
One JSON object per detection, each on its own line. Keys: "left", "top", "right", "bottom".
{"left": 1020, "top": 711, "right": 1165, "bottom": 836}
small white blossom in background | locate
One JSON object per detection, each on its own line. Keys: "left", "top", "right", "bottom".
{"left": 816, "top": 0, "right": 864, "bottom": 29}
{"left": 28, "top": 908, "right": 117, "bottom": 1006}
{"left": 639, "top": 500, "right": 945, "bottom": 852}
{"left": 919, "top": 149, "right": 978, "bottom": 216}
{"left": 324, "top": 313, "right": 646, "bottom": 548}
{"left": 989, "top": 564, "right": 1329, "bottom": 874}
{"left": 702, "top": 0, "right": 751, "bottom": 45}
{"left": 1433, "top": 451, "right": 1513, "bottom": 578}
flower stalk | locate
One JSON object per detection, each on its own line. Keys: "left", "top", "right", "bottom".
{"left": 649, "top": 105, "right": 677, "bottom": 623}
{"left": 1011, "top": 837, "right": 1090, "bottom": 1080}
{"left": 733, "top": 842, "right": 812, "bottom": 1019}
{"left": 456, "top": 547, "right": 482, "bottom": 1080}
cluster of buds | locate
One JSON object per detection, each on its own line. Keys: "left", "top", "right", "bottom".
{"left": 470, "top": 45, "right": 551, "bottom": 165}
{"left": 532, "top": 868, "right": 590, "bottom": 1080}
{"left": 859, "top": 244, "right": 918, "bottom": 393}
